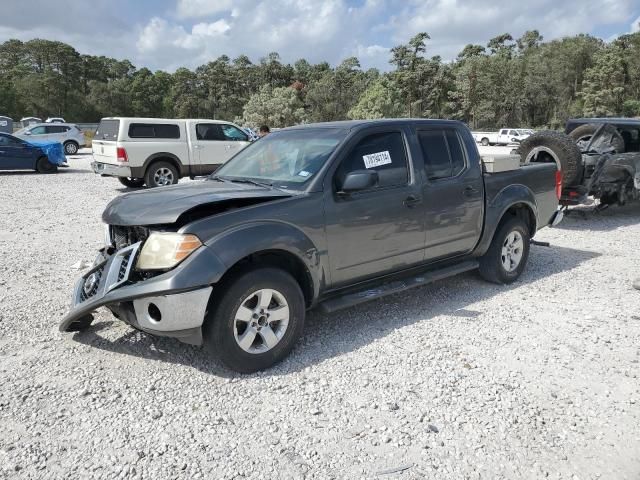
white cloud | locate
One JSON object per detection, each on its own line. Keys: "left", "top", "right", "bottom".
{"left": 0, "top": 0, "right": 637, "bottom": 72}
{"left": 386, "top": 0, "right": 636, "bottom": 61}
{"left": 176, "top": 0, "right": 235, "bottom": 19}
{"left": 631, "top": 16, "right": 640, "bottom": 32}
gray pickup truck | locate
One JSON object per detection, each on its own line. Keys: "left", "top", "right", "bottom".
{"left": 61, "top": 119, "right": 562, "bottom": 372}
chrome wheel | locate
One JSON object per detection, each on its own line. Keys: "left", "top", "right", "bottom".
{"left": 501, "top": 231, "right": 524, "bottom": 272}
{"left": 233, "top": 289, "right": 290, "bottom": 354}
{"left": 64, "top": 142, "right": 78, "bottom": 154}
{"left": 153, "top": 167, "right": 174, "bottom": 186}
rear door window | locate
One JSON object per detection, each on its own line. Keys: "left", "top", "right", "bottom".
{"left": 95, "top": 119, "right": 120, "bottom": 141}
{"left": 46, "top": 125, "right": 67, "bottom": 134}
{"left": 419, "top": 128, "right": 467, "bottom": 180}
{"left": 196, "top": 124, "right": 225, "bottom": 141}
{"left": 128, "top": 123, "right": 180, "bottom": 139}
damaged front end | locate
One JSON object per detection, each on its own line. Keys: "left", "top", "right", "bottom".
{"left": 60, "top": 224, "right": 225, "bottom": 345}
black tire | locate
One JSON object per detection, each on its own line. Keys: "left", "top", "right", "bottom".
{"left": 63, "top": 141, "right": 79, "bottom": 155}
{"left": 479, "top": 216, "right": 530, "bottom": 285}
{"left": 481, "top": 137, "right": 490, "bottom": 146}
{"left": 144, "top": 161, "right": 179, "bottom": 188}
{"left": 517, "top": 130, "right": 583, "bottom": 188}
{"left": 204, "top": 268, "right": 305, "bottom": 373}
{"left": 36, "top": 156, "right": 57, "bottom": 174}
{"left": 568, "top": 123, "right": 625, "bottom": 153}
{"left": 118, "top": 177, "right": 145, "bottom": 188}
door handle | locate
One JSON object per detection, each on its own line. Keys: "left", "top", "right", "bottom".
{"left": 403, "top": 194, "right": 422, "bottom": 208}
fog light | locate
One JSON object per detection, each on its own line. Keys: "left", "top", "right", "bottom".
{"left": 148, "top": 303, "right": 162, "bottom": 322}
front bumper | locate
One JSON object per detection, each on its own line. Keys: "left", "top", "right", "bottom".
{"left": 92, "top": 161, "right": 132, "bottom": 177}
{"left": 60, "top": 243, "right": 225, "bottom": 345}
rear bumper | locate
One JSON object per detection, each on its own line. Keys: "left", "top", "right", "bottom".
{"left": 549, "top": 207, "right": 564, "bottom": 227}
{"left": 92, "top": 161, "right": 131, "bottom": 178}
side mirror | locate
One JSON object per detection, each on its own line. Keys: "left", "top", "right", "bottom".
{"left": 24, "top": 131, "right": 32, "bottom": 135}
{"left": 340, "top": 170, "right": 378, "bottom": 193}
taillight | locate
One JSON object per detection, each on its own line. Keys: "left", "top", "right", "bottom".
{"left": 555, "top": 170, "right": 562, "bottom": 200}
{"left": 117, "top": 147, "right": 128, "bottom": 163}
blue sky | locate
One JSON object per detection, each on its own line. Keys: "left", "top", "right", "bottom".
{"left": 1, "top": 0, "right": 639, "bottom": 72}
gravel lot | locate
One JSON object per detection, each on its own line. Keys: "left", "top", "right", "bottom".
{"left": 1, "top": 149, "right": 639, "bottom": 479}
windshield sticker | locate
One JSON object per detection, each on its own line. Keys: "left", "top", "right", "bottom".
{"left": 298, "top": 170, "right": 311, "bottom": 177}
{"left": 363, "top": 151, "right": 392, "bottom": 169}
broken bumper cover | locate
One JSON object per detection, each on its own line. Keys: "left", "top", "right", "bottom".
{"left": 59, "top": 244, "right": 225, "bottom": 345}
{"left": 92, "top": 161, "right": 132, "bottom": 178}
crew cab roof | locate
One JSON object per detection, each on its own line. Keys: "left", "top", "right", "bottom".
{"left": 283, "top": 119, "right": 467, "bottom": 131}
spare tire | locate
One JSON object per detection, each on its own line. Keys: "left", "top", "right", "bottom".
{"left": 517, "top": 130, "right": 583, "bottom": 188}
{"left": 568, "top": 123, "right": 625, "bottom": 153}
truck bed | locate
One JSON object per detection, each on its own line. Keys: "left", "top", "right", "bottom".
{"left": 483, "top": 162, "right": 560, "bottom": 232}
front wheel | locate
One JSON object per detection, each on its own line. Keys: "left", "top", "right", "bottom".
{"left": 204, "top": 268, "right": 305, "bottom": 373}
{"left": 118, "top": 177, "right": 145, "bottom": 188}
{"left": 479, "top": 216, "right": 530, "bottom": 284}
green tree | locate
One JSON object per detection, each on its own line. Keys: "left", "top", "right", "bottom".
{"left": 242, "top": 85, "right": 307, "bottom": 127}
{"left": 348, "top": 77, "right": 405, "bottom": 119}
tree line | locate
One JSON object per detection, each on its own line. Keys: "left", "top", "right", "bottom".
{"left": 1, "top": 30, "right": 639, "bottom": 129}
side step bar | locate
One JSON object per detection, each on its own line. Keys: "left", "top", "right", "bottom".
{"left": 319, "top": 260, "right": 479, "bottom": 314}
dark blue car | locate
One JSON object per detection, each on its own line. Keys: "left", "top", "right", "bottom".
{"left": 0, "top": 132, "right": 59, "bottom": 173}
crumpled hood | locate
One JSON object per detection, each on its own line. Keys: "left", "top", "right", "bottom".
{"left": 102, "top": 180, "right": 292, "bottom": 226}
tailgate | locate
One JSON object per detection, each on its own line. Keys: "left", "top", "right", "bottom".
{"left": 92, "top": 140, "right": 118, "bottom": 165}
{"left": 92, "top": 119, "right": 120, "bottom": 165}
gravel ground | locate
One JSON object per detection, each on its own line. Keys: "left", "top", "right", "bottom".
{"left": 1, "top": 150, "right": 639, "bottom": 479}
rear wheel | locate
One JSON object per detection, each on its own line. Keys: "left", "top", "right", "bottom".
{"left": 144, "top": 161, "right": 179, "bottom": 188}
{"left": 479, "top": 216, "right": 530, "bottom": 284}
{"left": 204, "top": 268, "right": 305, "bottom": 373}
{"left": 36, "top": 156, "right": 57, "bottom": 174}
{"left": 63, "top": 141, "right": 79, "bottom": 155}
{"left": 118, "top": 177, "right": 145, "bottom": 188}
{"left": 481, "top": 137, "right": 490, "bottom": 146}
{"left": 517, "top": 130, "right": 583, "bottom": 188}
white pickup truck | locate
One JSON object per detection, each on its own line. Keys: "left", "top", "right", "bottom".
{"left": 472, "top": 129, "right": 532, "bottom": 146}
{"left": 91, "top": 118, "right": 252, "bottom": 187}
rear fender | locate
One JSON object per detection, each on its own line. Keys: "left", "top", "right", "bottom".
{"left": 475, "top": 185, "right": 537, "bottom": 256}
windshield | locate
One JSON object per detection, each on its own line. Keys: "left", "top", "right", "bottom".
{"left": 212, "top": 127, "right": 347, "bottom": 189}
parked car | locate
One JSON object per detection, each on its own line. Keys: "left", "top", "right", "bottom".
{"left": 0, "top": 132, "right": 60, "bottom": 173}
{"left": 14, "top": 123, "right": 85, "bottom": 155}
{"left": 60, "top": 119, "right": 562, "bottom": 372}
{"left": 45, "top": 117, "right": 66, "bottom": 123}
{"left": 518, "top": 118, "right": 640, "bottom": 207}
{"left": 91, "top": 117, "right": 252, "bottom": 188}
{"left": 19, "top": 117, "right": 42, "bottom": 128}
{"left": 472, "top": 128, "right": 531, "bottom": 146}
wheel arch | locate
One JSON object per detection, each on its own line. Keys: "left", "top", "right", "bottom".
{"left": 217, "top": 249, "right": 315, "bottom": 308}
{"left": 475, "top": 186, "right": 538, "bottom": 256}
{"left": 202, "top": 222, "right": 324, "bottom": 307}
{"left": 139, "top": 153, "right": 186, "bottom": 178}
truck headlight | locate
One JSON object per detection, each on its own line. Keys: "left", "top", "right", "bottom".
{"left": 136, "top": 232, "right": 202, "bottom": 270}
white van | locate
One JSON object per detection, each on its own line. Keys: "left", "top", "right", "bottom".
{"left": 91, "top": 118, "right": 252, "bottom": 187}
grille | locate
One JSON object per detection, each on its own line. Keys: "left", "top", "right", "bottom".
{"left": 79, "top": 266, "right": 104, "bottom": 302}
{"left": 117, "top": 251, "right": 132, "bottom": 282}
{"left": 110, "top": 226, "right": 149, "bottom": 250}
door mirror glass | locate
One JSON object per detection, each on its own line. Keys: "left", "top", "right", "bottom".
{"left": 340, "top": 170, "right": 378, "bottom": 193}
